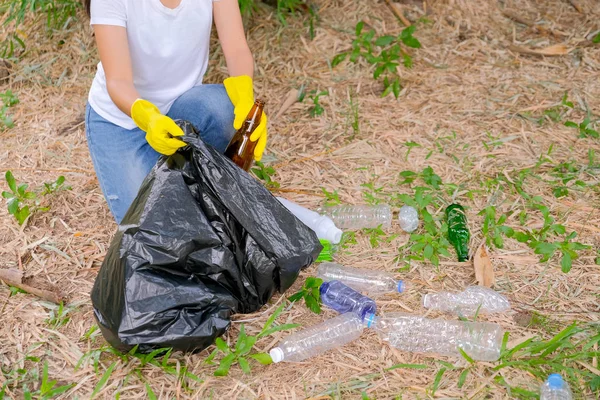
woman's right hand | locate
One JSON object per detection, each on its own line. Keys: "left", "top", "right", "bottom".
{"left": 130, "top": 99, "right": 186, "bottom": 156}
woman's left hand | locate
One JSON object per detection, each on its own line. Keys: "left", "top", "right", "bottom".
{"left": 223, "top": 75, "right": 268, "bottom": 161}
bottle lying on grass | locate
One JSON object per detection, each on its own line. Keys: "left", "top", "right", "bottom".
{"left": 318, "top": 204, "right": 392, "bottom": 230}
{"left": 276, "top": 197, "right": 343, "bottom": 244}
{"left": 364, "top": 312, "right": 504, "bottom": 362}
{"left": 316, "top": 262, "right": 405, "bottom": 295}
{"left": 422, "top": 286, "right": 510, "bottom": 316}
{"left": 269, "top": 313, "right": 365, "bottom": 363}
{"left": 320, "top": 280, "right": 377, "bottom": 320}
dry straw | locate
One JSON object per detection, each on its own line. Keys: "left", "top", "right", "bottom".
{"left": 0, "top": 0, "right": 599, "bottom": 398}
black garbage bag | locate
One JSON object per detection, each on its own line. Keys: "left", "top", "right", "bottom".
{"left": 91, "top": 121, "right": 322, "bottom": 354}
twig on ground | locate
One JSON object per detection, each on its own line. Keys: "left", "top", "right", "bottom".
{"left": 0, "top": 268, "right": 66, "bottom": 304}
{"left": 384, "top": 0, "right": 411, "bottom": 27}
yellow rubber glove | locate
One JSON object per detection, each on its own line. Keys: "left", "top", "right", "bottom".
{"left": 130, "top": 99, "right": 186, "bottom": 156}
{"left": 223, "top": 75, "right": 268, "bottom": 162}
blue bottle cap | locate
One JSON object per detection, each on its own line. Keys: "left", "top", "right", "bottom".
{"left": 319, "top": 281, "right": 330, "bottom": 297}
{"left": 547, "top": 374, "right": 564, "bottom": 389}
{"left": 397, "top": 280, "right": 405, "bottom": 293}
{"left": 365, "top": 312, "right": 376, "bottom": 328}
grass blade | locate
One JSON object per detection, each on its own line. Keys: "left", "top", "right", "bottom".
{"left": 91, "top": 361, "right": 117, "bottom": 398}
{"left": 385, "top": 363, "right": 428, "bottom": 371}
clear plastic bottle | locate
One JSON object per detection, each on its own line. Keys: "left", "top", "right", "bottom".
{"left": 422, "top": 286, "right": 510, "bottom": 316}
{"left": 540, "top": 374, "right": 573, "bottom": 400}
{"left": 276, "top": 197, "right": 343, "bottom": 244}
{"left": 365, "top": 312, "right": 504, "bottom": 361}
{"left": 269, "top": 313, "right": 365, "bottom": 363}
{"left": 398, "top": 205, "right": 419, "bottom": 233}
{"left": 316, "top": 262, "right": 405, "bottom": 295}
{"left": 317, "top": 204, "right": 392, "bottom": 230}
{"left": 320, "top": 280, "right": 376, "bottom": 320}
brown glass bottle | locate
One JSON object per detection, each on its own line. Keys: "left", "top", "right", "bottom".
{"left": 224, "top": 99, "right": 265, "bottom": 171}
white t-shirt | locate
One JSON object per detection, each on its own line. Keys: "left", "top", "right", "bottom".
{"left": 88, "top": 0, "right": 215, "bottom": 129}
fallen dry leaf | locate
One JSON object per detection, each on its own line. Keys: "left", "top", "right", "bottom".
{"left": 274, "top": 88, "right": 299, "bottom": 120}
{"left": 508, "top": 44, "right": 569, "bottom": 57}
{"left": 473, "top": 242, "right": 495, "bottom": 287}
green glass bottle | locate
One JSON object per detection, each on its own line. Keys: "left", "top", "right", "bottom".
{"left": 445, "top": 203, "right": 470, "bottom": 262}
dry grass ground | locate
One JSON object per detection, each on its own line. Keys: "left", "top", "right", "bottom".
{"left": 1, "top": 0, "right": 599, "bottom": 398}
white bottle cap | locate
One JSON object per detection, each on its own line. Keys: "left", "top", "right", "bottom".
{"left": 317, "top": 218, "right": 343, "bottom": 244}
{"left": 269, "top": 347, "right": 284, "bottom": 363}
{"left": 422, "top": 293, "right": 431, "bottom": 309}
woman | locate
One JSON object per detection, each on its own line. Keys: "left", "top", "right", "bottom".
{"left": 83, "top": 0, "right": 268, "bottom": 224}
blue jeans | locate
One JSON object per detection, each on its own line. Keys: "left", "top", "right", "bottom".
{"left": 85, "top": 84, "right": 235, "bottom": 224}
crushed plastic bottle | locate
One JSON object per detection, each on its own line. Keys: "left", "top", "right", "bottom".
{"left": 277, "top": 197, "right": 343, "bottom": 244}
{"left": 365, "top": 312, "right": 504, "bottom": 361}
{"left": 398, "top": 205, "right": 419, "bottom": 233}
{"left": 317, "top": 204, "right": 392, "bottom": 230}
{"left": 422, "top": 286, "right": 510, "bottom": 316}
{"left": 320, "top": 280, "right": 376, "bottom": 320}
{"left": 269, "top": 313, "right": 365, "bottom": 363}
{"left": 540, "top": 374, "right": 573, "bottom": 400}
{"left": 316, "top": 262, "right": 405, "bottom": 295}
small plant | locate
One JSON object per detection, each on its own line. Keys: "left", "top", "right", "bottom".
{"left": 398, "top": 166, "right": 443, "bottom": 190}
{"left": 288, "top": 276, "right": 323, "bottom": 313}
{"left": 0, "top": 90, "right": 19, "bottom": 130}
{"left": 205, "top": 303, "right": 299, "bottom": 376}
{"left": 363, "top": 225, "right": 398, "bottom": 248}
{"left": 332, "top": 22, "right": 421, "bottom": 98}
{"left": 360, "top": 180, "right": 385, "bottom": 205}
{"left": 45, "top": 301, "right": 73, "bottom": 329}
{"left": 321, "top": 187, "right": 341, "bottom": 206}
{"left": 307, "top": 89, "right": 328, "bottom": 117}
{"left": 565, "top": 116, "right": 599, "bottom": 139}
{"left": 403, "top": 141, "right": 421, "bottom": 159}
{"left": 479, "top": 206, "right": 514, "bottom": 249}
{"left": 2, "top": 171, "right": 70, "bottom": 225}
{"left": 251, "top": 161, "right": 280, "bottom": 189}
{"left": 1, "top": 0, "right": 81, "bottom": 58}
{"left": 593, "top": 32, "right": 600, "bottom": 44}
{"left": 397, "top": 188, "right": 451, "bottom": 267}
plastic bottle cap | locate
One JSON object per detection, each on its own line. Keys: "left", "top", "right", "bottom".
{"left": 547, "top": 373, "right": 564, "bottom": 389}
{"left": 365, "top": 313, "right": 376, "bottom": 328}
{"left": 269, "top": 347, "right": 284, "bottom": 363}
{"left": 422, "top": 293, "right": 431, "bottom": 309}
{"left": 318, "top": 217, "right": 343, "bottom": 244}
{"left": 397, "top": 280, "right": 405, "bottom": 293}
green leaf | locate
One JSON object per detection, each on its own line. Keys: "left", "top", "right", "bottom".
{"left": 23, "top": 191, "right": 36, "bottom": 200}
{"left": 215, "top": 337, "right": 229, "bottom": 354}
{"left": 514, "top": 232, "right": 531, "bottom": 243}
{"left": 375, "top": 35, "right": 395, "bottom": 47}
{"left": 423, "top": 244, "right": 434, "bottom": 260}
{"left": 91, "top": 361, "right": 117, "bottom": 398}
{"left": 250, "top": 353, "right": 273, "bottom": 365}
{"left": 287, "top": 291, "right": 304, "bottom": 302}
{"left": 385, "top": 363, "right": 428, "bottom": 371}
{"left": 431, "top": 367, "right": 446, "bottom": 395}
{"left": 534, "top": 242, "right": 558, "bottom": 261}
{"left": 1, "top": 191, "right": 13, "bottom": 199}
{"left": 459, "top": 348, "right": 475, "bottom": 364}
{"left": 305, "top": 276, "right": 318, "bottom": 288}
{"left": 237, "top": 335, "right": 257, "bottom": 356}
{"left": 238, "top": 357, "right": 251, "bottom": 374}
{"left": 400, "top": 25, "right": 416, "bottom": 38}
{"left": 214, "top": 353, "right": 236, "bottom": 377}
{"left": 381, "top": 82, "right": 394, "bottom": 98}
{"left": 56, "top": 176, "right": 65, "bottom": 186}
{"left": 16, "top": 205, "right": 30, "bottom": 225}
{"left": 552, "top": 187, "right": 569, "bottom": 198}
{"left": 355, "top": 21, "right": 364, "bottom": 36}
{"left": 204, "top": 348, "right": 218, "bottom": 365}
{"left": 402, "top": 54, "right": 413, "bottom": 68}
{"left": 589, "top": 374, "right": 600, "bottom": 392}
{"left": 564, "top": 121, "right": 579, "bottom": 129}
{"left": 560, "top": 251, "right": 572, "bottom": 273}
{"left": 259, "top": 323, "right": 301, "bottom": 338}
{"left": 305, "top": 295, "right": 321, "bottom": 314}
{"left": 261, "top": 303, "right": 285, "bottom": 335}
{"left": 7, "top": 198, "right": 18, "bottom": 215}
{"left": 145, "top": 383, "right": 158, "bottom": 400}
{"left": 458, "top": 369, "right": 469, "bottom": 388}
{"left": 373, "top": 64, "right": 386, "bottom": 80}
{"left": 5, "top": 171, "right": 16, "bottom": 193}
{"left": 592, "top": 32, "right": 600, "bottom": 44}
{"left": 392, "top": 78, "right": 401, "bottom": 98}
{"left": 235, "top": 324, "right": 248, "bottom": 353}
{"left": 331, "top": 52, "right": 347, "bottom": 68}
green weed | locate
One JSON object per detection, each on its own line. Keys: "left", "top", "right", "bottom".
{"left": 362, "top": 225, "right": 398, "bottom": 248}
{"left": 288, "top": 276, "right": 322, "bottom": 313}
{"left": 2, "top": 171, "right": 70, "bottom": 225}
{"left": 0, "top": 89, "right": 18, "bottom": 129}
{"left": 1, "top": 0, "right": 81, "bottom": 58}
{"left": 593, "top": 32, "right": 600, "bottom": 44}
{"left": 565, "top": 116, "right": 599, "bottom": 139}
{"left": 403, "top": 141, "right": 421, "bottom": 160}
{"left": 321, "top": 187, "right": 341, "bottom": 206}
{"left": 479, "top": 206, "right": 514, "bottom": 249}
{"left": 332, "top": 22, "right": 421, "bottom": 98}
{"left": 397, "top": 187, "right": 451, "bottom": 267}
{"left": 251, "top": 161, "right": 280, "bottom": 189}
{"left": 307, "top": 89, "right": 328, "bottom": 117}
{"left": 45, "top": 301, "right": 73, "bottom": 329}
{"left": 205, "top": 303, "right": 299, "bottom": 376}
